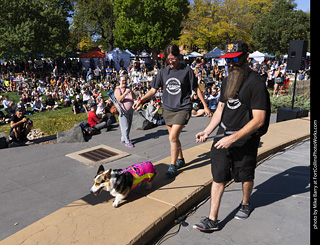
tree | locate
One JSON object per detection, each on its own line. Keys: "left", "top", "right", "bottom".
{"left": 0, "top": 0, "right": 72, "bottom": 60}
{"left": 252, "top": 0, "right": 310, "bottom": 55}
{"left": 178, "top": 0, "right": 273, "bottom": 52}
{"left": 72, "top": 0, "right": 114, "bottom": 52}
{"left": 113, "top": 0, "right": 189, "bottom": 55}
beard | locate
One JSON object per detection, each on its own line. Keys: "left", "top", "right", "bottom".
{"left": 224, "top": 61, "right": 250, "bottom": 100}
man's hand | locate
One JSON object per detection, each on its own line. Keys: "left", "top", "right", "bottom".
{"left": 214, "top": 135, "right": 235, "bottom": 149}
{"left": 196, "top": 131, "right": 209, "bottom": 143}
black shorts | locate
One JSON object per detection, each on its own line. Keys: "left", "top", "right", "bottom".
{"left": 210, "top": 136, "right": 260, "bottom": 183}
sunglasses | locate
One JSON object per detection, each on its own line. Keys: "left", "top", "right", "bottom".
{"left": 166, "top": 57, "right": 177, "bottom": 61}
{"left": 225, "top": 57, "right": 240, "bottom": 63}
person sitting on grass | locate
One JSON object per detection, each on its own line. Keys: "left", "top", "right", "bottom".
{"left": 9, "top": 106, "right": 33, "bottom": 146}
{"left": 72, "top": 95, "right": 87, "bottom": 115}
{"left": 32, "top": 96, "right": 45, "bottom": 112}
{"left": 45, "top": 94, "right": 59, "bottom": 110}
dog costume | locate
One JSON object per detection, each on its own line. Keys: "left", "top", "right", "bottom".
{"left": 121, "top": 161, "right": 156, "bottom": 189}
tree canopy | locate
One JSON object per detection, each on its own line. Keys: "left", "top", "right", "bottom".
{"left": 178, "top": 0, "right": 274, "bottom": 51}
{"left": 0, "top": 0, "right": 72, "bottom": 60}
{"left": 0, "top": 0, "right": 311, "bottom": 61}
{"left": 252, "top": 0, "right": 310, "bottom": 55}
{"left": 113, "top": 0, "right": 189, "bottom": 53}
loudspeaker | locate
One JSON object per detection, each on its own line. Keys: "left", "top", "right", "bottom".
{"left": 276, "top": 107, "right": 309, "bottom": 123}
{"left": 287, "top": 40, "right": 307, "bottom": 71}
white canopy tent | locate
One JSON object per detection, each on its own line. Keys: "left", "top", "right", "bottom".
{"left": 249, "top": 51, "right": 265, "bottom": 64}
{"left": 105, "top": 48, "right": 131, "bottom": 71}
{"left": 190, "top": 51, "right": 203, "bottom": 57}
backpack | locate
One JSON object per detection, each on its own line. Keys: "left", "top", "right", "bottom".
{"left": 238, "top": 71, "right": 271, "bottom": 137}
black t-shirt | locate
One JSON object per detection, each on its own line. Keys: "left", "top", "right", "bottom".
{"left": 73, "top": 99, "right": 84, "bottom": 111}
{"left": 151, "top": 63, "right": 198, "bottom": 111}
{"left": 10, "top": 115, "right": 25, "bottom": 132}
{"left": 219, "top": 70, "right": 268, "bottom": 132}
{"left": 46, "top": 98, "right": 55, "bottom": 106}
{"left": 191, "top": 97, "right": 204, "bottom": 110}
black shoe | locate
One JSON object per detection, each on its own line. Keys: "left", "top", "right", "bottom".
{"left": 193, "top": 217, "right": 219, "bottom": 231}
{"left": 234, "top": 202, "right": 251, "bottom": 220}
{"left": 165, "top": 164, "right": 177, "bottom": 178}
{"left": 176, "top": 158, "right": 185, "bottom": 169}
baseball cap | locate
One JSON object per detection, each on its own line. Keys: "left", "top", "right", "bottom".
{"left": 15, "top": 105, "right": 24, "bottom": 112}
{"left": 220, "top": 40, "right": 249, "bottom": 59}
{"left": 88, "top": 101, "right": 96, "bottom": 109}
{"left": 76, "top": 95, "right": 80, "bottom": 99}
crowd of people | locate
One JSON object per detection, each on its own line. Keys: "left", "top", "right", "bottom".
{"left": 0, "top": 52, "right": 310, "bottom": 146}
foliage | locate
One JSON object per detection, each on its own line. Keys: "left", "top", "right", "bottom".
{"left": 252, "top": 0, "right": 310, "bottom": 55}
{"left": 0, "top": 0, "right": 72, "bottom": 60}
{"left": 113, "top": 0, "right": 189, "bottom": 53}
{"left": 178, "top": 0, "right": 273, "bottom": 52}
{"left": 71, "top": 0, "right": 114, "bottom": 52}
{"left": 269, "top": 91, "right": 310, "bottom": 113}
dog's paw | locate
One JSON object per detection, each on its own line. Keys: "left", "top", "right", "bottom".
{"left": 113, "top": 201, "right": 119, "bottom": 208}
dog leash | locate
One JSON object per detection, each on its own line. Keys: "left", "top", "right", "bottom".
{"left": 147, "top": 129, "right": 236, "bottom": 163}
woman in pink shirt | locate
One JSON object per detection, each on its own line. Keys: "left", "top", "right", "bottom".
{"left": 114, "top": 75, "right": 136, "bottom": 147}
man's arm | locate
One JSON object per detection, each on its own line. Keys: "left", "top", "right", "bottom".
{"left": 10, "top": 117, "right": 27, "bottom": 129}
{"left": 214, "top": 109, "right": 266, "bottom": 149}
{"left": 196, "top": 101, "right": 225, "bottom": 142}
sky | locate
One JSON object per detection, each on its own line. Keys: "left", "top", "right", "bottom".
{"left": 294, "top": 0, "right": 310, "bottom": 12}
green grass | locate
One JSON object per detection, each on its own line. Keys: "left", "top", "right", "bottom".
{"left": 0, "top": 90, "right": 110, "bottom": 135}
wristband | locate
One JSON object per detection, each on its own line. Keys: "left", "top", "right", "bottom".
{"left": 138, "top": 99, "right": 143, "bottom": 103}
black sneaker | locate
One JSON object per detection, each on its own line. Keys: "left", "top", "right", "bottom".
{"left": 165, "top": 164, "right": 177, "bottom": 178}
{"left": 193, "top": 217, "right": 219, "bottom": 231}
{"left": 234, "top": 202, "right": 251, "bottom": 220}
{"left": 176, "top": 158, "right": 185, "bottom": 169}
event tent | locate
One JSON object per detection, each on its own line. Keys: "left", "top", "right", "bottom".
{"left": 138, "top": 50, "right": 151, "bottom": 58}
{"left": 249, "top": 51, "right": 265, "bottom": 64}
{"left": 189, "top": 51, "right": 203, "bottom": 57}
{"left": 203, "top": 47, "right": 223, "bottom": 58}
{"left": 106, "top": 47, "right": 130, "bottom": 71}
{"left": 79, "top": 50, "right": 105, "bottom": 70}
{"left": 125, "top": 49, "right": 136, "bottom": 58}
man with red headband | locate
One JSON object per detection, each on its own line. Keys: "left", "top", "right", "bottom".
{"left": 193, "top": 40, "right": 270, "bottom": 231}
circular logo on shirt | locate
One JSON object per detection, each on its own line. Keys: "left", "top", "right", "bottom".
{"left": 165, "top": 78, "right": 181, "bottom": 95}
{"left": 227, "top": 99, "right": 241, "bottom": 109}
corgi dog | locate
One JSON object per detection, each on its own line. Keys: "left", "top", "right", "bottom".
{"left": 90, "top": 161, "right": 158, "bottom": 208}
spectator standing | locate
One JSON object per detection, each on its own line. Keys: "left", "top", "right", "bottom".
{"left": 94, "top": 66, "right": 101, "bottom": 83}
{"left": 114, "top": 75, "right": 136, "bottom": 148}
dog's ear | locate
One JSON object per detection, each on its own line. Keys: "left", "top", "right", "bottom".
{"left": 104, "top": 169, "right": 112, "bottom": 180}
{"left": 97, "top": 165, "right": 105, "bottom": 175}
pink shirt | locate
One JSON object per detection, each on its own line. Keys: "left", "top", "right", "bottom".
{"left": 116, "top": 86, "right": 134, "bottom": 111}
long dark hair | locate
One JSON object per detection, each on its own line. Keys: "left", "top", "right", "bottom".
{"left": 163, "top": 44, "right": 180, "bottom": 66}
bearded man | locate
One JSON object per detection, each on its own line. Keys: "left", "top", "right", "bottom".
{"left": 193, "top": 41, "right": 269, "bottom": 231}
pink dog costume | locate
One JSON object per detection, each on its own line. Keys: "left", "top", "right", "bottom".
{"left": 121, "top": 161, "right": 156, "bottom": 190}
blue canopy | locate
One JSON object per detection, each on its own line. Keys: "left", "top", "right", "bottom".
{"left": 203, "top": 47, "right": 223, "bottom": 58}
